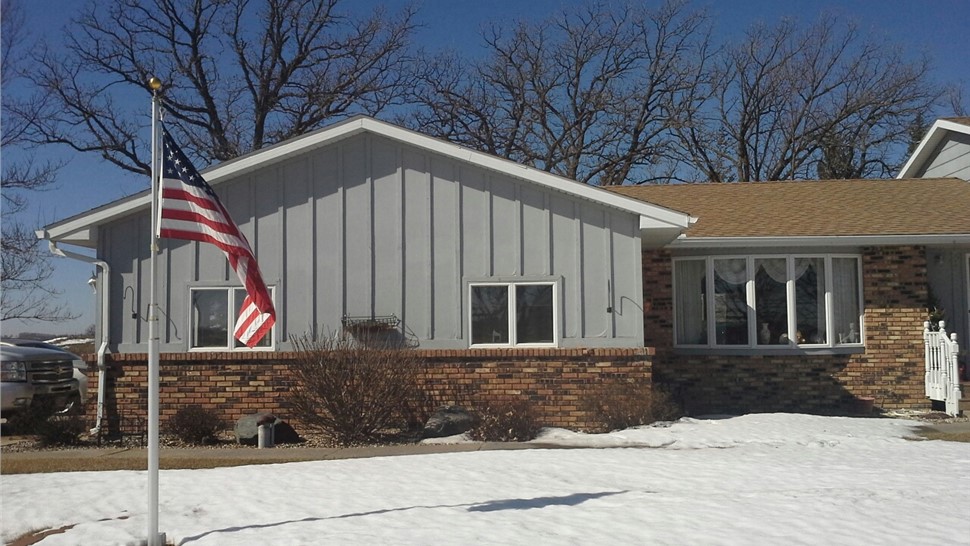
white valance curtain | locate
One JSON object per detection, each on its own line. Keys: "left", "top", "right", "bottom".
{"left": 757, "top": 259, "right": 812, "bottom": 283}
{"left": 712, "top": 259, "right": 746, "bottom": 284}
{"left": 715, "top": 258, "right": 814, "bottom": 284}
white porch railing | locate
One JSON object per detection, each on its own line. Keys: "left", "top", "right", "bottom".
{"left": 923, "top": 320, "right": 962, "bottom": 416}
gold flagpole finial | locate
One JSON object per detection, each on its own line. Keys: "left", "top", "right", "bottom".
{"left": 148, "top": 77, "right": 163, "bottom": 92}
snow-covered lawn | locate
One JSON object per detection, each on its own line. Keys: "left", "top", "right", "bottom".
{"left": 3, "top": 414, "right": 968, "bottom": 545}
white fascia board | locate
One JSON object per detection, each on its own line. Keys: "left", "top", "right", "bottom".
{"left": 38, "top": 118, "right": 371, "bottom": 244}
{"left": 354, "top": 120, "right": 694, "bottom": 229}
{"left": 202, "top": 117, "right": 369, "bottom": 182}
{"left": 204, "top": 118, "right": 692, "bottom": 229}
{"left": 40, "top": 116, "right": 693, "bottom": 243}
{"left": 668, "top": 234, "right": 970, "bottom": 249}
{"left": 641, "top": 215, "right": 698, "bottom": 230}
{"left": 898, "top": 119, "right": 970, "bottom": 178}
{"left": 40, "top": 193, "right": 152, "bottom": 245}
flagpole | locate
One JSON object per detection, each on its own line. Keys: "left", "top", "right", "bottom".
{"left": 147, "top": 76, "right": 165, "bottom": 546}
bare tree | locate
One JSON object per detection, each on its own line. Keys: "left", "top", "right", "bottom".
{"left": 944, "top": 85, "right": 967, "bottom": 118}
{"left": 1, "top": 0, "right": 76, "bottom": 324}
{"left": 671, "top": 15, "right": 941, "bottom": 182}
{"left": 406, "top": 1, "right": 711, "bottom": 185}
{"left": 10, "top": 0, "right": 420, "bottom": 175}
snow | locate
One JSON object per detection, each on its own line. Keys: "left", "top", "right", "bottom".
{"left": 2, "top": 414, "right": 968, "bottom": 545}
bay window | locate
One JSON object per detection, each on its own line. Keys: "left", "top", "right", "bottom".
{"left": 673, "top": 255, "right": 862, "bottom": 349}
{"left": 470, "top": 281, "right": 557, "bottom": 347}
{"left": 190, "top": 287, "right": 275, "bottom": 350}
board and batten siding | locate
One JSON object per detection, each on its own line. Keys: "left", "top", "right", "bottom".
{"left": 916, "top": 131, "right": 970, "bottom": 180}
{"left": 103, "top": 133, "right": 644, "bottom": 352}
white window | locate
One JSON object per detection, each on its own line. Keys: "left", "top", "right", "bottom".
{"left": 469, "top": 282, "right": 557, "bottom": 347}
{"left": 673, "top": 255, "right": 862, "bottom": 349}
{"left": 190, "top": 287, "right": 275, "bottom": 350}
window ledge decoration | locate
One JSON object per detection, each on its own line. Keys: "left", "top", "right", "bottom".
{"left": 341, "top": 315, "right": 400, "bottom": 333}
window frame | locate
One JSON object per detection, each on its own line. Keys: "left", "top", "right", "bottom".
{"left": 188, "top": 285, "right": 276, "bottom": 351}
{"left": 672, "top": 254, "right": 863, "bottom": 350}
{"left": 467, "top": 280, "right": 560, "bottom": 348}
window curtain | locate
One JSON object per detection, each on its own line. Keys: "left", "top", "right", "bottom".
{"left": 795, "top": 257, "right": 826, "bottom": 343}
{"left": 674, "top": 260, "right": 707, "bottom": 344}
{"left": 759, "top": 258, "right": 812, "bottom": 282}
{"left": 712, "top": 259, "right": 747, "bottom": 284}
{"left": 713, "top": 258, "right": 748, "bottom": 345}
{"left": 755, "top": 258, "right": 788, "bottom": 345}
{"left": 832, "top": 258, "right": 861, "bottom": 343}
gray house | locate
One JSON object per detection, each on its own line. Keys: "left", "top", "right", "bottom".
{"left": 900, "top": 117, "right": 970, "bottom": 350}
{"left": 39, "top": 116, "right": 969, "bottom": 427}
{"left": 41, "top": 116, "right": 691, "bottom": 353}
{"left": 39, "top": 117, "right": 689, "bottom": 429}
{"left": 900, "top": 117, "right": 970, "bottom": 181}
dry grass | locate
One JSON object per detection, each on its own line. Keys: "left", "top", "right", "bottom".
{"left": 912, "top": 429, "right": 970, "bottom": 443}
{"left": 0, "top": 451, "right": 330, "bottom": 474}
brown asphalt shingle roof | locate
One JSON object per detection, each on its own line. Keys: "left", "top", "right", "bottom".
{"left": 609, "top": 178, "right": 970, "bottom": 238}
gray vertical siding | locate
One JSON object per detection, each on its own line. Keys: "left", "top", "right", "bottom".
{"left": 918, "top": 131, "right": 970, "bottom": 180}
{"left": 105, "top": 132, "right": 644, "bottom": 352}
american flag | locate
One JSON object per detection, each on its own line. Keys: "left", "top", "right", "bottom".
{"left": 158, "top": 128, "right": 276, "bottom": 347}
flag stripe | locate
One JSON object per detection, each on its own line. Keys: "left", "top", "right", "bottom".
{"left": 159, "top": 213, "right": 251, "bottom": 247}
{"left": 158, "top": 127, "right": 276, "bottom": 348}
{"left": 233, "top": 295, "right": 274, "bottom": 346}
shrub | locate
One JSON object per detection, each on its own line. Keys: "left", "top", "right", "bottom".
{"left": 401, "top": 384, "right": 476, "bottom": 433}
{"left": 6, "top": 401, "right": 89, "bottom": 446}
{"left": 289, "top": 335, "right": 424, "bottom": 446}
{"left": 469, "top": 399, "right": 542, "bottom": 442}
{"left": 167, "top": 405, "right": 225, "bottom": 445}
{"left": 583, "top": 381, "right": 682, "bottom": 432}
{"left": 4, "top": 406, "right": 47, "bottom": 435}
{"left": 35, "top": 414, "right": 88, "bottom": 447}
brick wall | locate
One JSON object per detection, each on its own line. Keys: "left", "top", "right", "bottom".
{"left": 643, "top": 245, "right": 931, "bottom": 415}
{"left": 81, "top": 348, "right": 652, "bottom": 433}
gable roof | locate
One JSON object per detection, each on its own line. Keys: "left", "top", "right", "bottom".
{"left": 609, "top": 178, "right": 970, "bottom": 248}
{"left": 38, "top": 116, "right": 692, "bottom": 248}
{"left": 898, "top": 117, "right": 970, "bottom": 179}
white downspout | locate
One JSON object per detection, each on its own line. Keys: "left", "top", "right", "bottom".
{"left": 40, "top": 237, "right": 110, "bottom": 436}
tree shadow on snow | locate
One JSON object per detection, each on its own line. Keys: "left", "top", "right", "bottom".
{"left": 466, "top": 490, "right": 626, "bottom": 512}
{"left": 179, "top": 491, "right": 628, "bottom": 544}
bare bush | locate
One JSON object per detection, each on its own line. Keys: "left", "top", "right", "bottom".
{"left": 289, "top": 335, "right": 424, "bottom": 446}
{"left": 469, "top": 399, "right": 542, "bottom": 442}
{"left": 166, "top": 405, "right": 225, "bottom": 445}
{"left": 34, "top": 414, "right": 88, "bottom": 447}
{"left": 583, "top": 381, "right": 681, "bottom": 432}
{"left": 6, "top": 401, "right": 88, "bottom": 446}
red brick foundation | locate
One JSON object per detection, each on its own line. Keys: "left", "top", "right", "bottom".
{"left": 81, "top": 348, "right": 652, "bottom": 433}
{"left": 643, "top": 245, "right": 931, "bottom": 415}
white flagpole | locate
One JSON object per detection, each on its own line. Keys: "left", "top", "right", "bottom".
{"left": 147, "top": 76, "right": 164, "bottom": 546}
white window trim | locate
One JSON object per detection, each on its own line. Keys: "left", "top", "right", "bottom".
{"left": 672, "top": 254, "right": 863, "bottom": 350}
{"left": 188, "top": 285, "right": 276, "bottom": 352}
{"left": 467, "top": 280, "right": 560, "bottom": 348}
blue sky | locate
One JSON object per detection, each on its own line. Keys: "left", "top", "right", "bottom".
{"left": 5, "top": 0, "right": 968, "bottom": 336}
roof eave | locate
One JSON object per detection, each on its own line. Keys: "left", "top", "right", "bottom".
{"left": 40, "top": 193, "right": 152, "bottom": 246}
{"left": 897, "top": 119, "right": 970, "bottom": 178}
{"left": 668, "top": 234, "right": 970, "bottom": 249}
{"left": 41, "top": 116, "right": 692, "bottom": 241}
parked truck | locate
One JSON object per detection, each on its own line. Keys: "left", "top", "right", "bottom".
{"left": 1, "top": 344, "right": 82, "bottom": 417}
